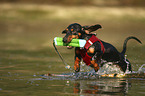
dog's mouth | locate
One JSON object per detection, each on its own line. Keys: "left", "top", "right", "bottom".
{"left": 67, "top": 46, "right": 74, "bottom": 49}
{"left": 63, "top": 35, "right": 79, "bottom": 49}
{"left": 63, "top": 35, "right": 79, "bottom": 43}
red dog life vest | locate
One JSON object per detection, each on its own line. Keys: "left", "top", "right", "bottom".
{"left": 79, "top": 35, "right": 105, "bottom": 66}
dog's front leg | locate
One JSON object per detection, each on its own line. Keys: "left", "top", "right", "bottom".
{"left": 74, "top": 48, "right": 81, "bottom": 72}
{"left": 90, "top": 60, "right": 99, "bottom": 72}
{"left": 74, "top": 57, "right": 81, "bottom": 72}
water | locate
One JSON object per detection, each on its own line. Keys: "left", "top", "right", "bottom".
{"left": 1, "top": 63, "right": 145, "bottom": 96}
{"left": 0, "top": 75, "right": 145, "bottom": 96}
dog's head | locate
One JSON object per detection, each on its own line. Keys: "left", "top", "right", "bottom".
{"left": 62, "top": 23, "right": 83, "bottom": 43}
{"left": 62, "top": 23, "right": 102, "bottom": 43}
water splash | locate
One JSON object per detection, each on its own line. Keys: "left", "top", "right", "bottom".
{"left": 138, "top": 64, "right": 145, "bottom": 73}
{"left": 97, "top": 62, "right": 124, "bottom": 75}
{"left": 42, "top": 62, "right": 145, "bottom": 80}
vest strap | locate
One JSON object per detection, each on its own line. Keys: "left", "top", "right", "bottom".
{"left": 84, "top": 35, "right": 105, "bottom": 53}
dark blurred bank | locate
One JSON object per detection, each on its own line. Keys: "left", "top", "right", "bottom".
{"left": 0, "top": 0, "right": 145, "bottom": 6}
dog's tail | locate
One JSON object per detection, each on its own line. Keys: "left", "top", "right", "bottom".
{"left": 121, "top": 36, "right": 142, "bottom": 55}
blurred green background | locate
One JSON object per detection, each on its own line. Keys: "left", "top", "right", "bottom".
{"left": 0, "top": 0, "right": 145, "bottom": 76}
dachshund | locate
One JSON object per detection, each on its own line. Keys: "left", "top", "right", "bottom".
{"left": 62, "top": 23, "right": 142, "bottom": 73}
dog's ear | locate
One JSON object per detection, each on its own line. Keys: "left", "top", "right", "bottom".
{"left": 83, "top": 24, "right": 102, "bottom": 33}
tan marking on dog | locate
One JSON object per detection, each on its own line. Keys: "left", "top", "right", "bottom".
{"left": 90, "top": 60, "right": 99, "bottom": 72}
{"left": 72, "top": 35, "right": 79, "bottom": 39}
{"left": 74, "top": 57, "right": 80, "bottom": 72}
{"left": 87, "top": 47, "right": 95, "bottom": 54}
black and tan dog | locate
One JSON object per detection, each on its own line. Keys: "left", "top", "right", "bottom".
{"left": 62, "top": 23, "right": 142, "bottom": 73}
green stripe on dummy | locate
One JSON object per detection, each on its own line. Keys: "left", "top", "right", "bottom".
{"left": 54, "top": 37, "right": 86, "bottom": 48}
